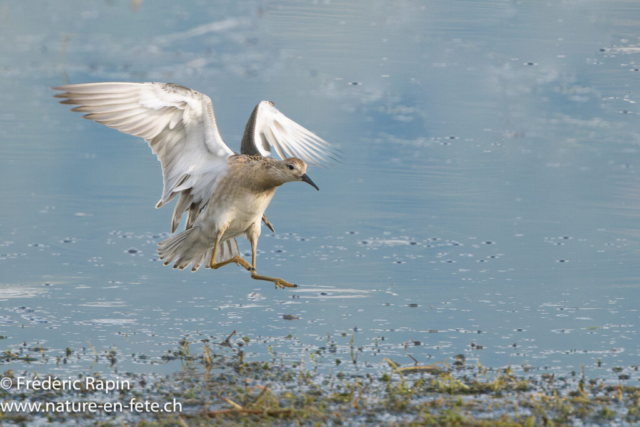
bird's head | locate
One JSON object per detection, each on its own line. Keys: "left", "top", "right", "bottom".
{"left": 275, "top": 158, "right": 319, "bottom": 191}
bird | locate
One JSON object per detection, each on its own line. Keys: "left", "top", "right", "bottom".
{"left": 53, "top": 82, "right": 338, "bottom": 288}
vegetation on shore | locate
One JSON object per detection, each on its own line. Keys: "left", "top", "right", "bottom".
{"left": 1, "top": 336, "right": 639, "bottom": 426}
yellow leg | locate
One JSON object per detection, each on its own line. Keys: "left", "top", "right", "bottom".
{"left": 211, "top": 255, "right": 252, "bottom": 271}
{"left": 249, "top": 233, "right": 297, "bottom": 289}
{"left": 207, "top": 230, "right": 251, "bottom": 270}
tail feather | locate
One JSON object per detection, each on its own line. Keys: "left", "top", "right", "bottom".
{"left": 203, "top": 238, "right": 241, "bottom": 269}
{"left": 171, "top": 191, "right": 193, "bottom": 233}
{"left": 162, "top": 230, "right": 191, "bottom": 254}
{"left": 191, "top": 253, "right": 206, "bottom": 272}
{"left": 218, "top": 238, "right": 241, "bottom": 263}
{"left": 185, "top": 201, "right": 204, "bottom": 230}
{"left": 158, "top": 230, "right": 242, "bottom": 272}
{"left": 202, "top": 248, "right": 213, "bottom": 269}
{"left": 158, "top": 228, "right": 199, "bottom": 269}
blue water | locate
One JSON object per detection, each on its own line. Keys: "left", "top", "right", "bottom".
{"left": 1, "top": 0, "right": 639, "bottom": 381}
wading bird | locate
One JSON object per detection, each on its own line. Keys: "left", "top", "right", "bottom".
{"left": 54, "top": 82, "right": 337, "bottom": 288}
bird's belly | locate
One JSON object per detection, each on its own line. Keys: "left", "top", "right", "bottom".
{"left": 220, "top": 192, "right": 275, "bottom": 240}
{"left": 223, "top": 214, "right": 258, "bottom": 240}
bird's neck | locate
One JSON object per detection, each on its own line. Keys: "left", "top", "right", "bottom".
{"left": 244, "top": 180, "right": 280, "bottom": 195}
{"left": 242, "top": 166, "right": 284, "bottom": 194}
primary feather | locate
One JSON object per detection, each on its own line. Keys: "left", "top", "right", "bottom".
{"left": 241, "top": 101, "right": 338, "bottom": 166}
{"left": 54, "top": 82, "right": 232, "bottom": 233}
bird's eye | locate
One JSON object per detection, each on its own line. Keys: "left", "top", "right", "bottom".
{"left": 287, "top": 164, "right": 295, "bottom": 171}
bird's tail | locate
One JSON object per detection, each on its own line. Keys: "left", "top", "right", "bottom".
{"left": 204, "top": 238, "right": 241, "bottom": 269}
{"left": 158, "top": 229, "right": 240, "bottom": 272}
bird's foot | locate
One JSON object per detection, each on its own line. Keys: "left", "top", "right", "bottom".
{"left": 274, "top": 279, "right": 297, "bottom": 289}
{"left": 250, "top": 270, "right": 297, "bottom": 289}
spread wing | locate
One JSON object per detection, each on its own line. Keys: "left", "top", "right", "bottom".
{"left": 240, "top": 101, "right": 339, "bottom": 166}
{"left": 53, "top": 82, "right": 234, "bottom": 232}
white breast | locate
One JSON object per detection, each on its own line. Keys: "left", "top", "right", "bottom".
{"left": 226, "top": 191, "right": 275, "bottom": 238}
{"left": 197, "top": 187, "right": 276, "bottom": 241}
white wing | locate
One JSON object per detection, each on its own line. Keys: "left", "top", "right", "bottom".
{"left": 53, "top": 82, "right": 234, "bottom": 232}
{"left": 240, "top": 101, "right": 338, "bottom": 166}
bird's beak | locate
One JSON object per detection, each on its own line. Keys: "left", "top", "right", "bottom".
{"left": 301, "top": 173, "right": 319, "bottom": 191}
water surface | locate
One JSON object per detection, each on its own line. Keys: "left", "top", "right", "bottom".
{"left": 1, "top": 0, "right": 639, "bottom": 381}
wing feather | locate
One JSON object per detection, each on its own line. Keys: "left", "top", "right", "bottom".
{"left": 240, "top": 101, "right": 338, "bottom": 166}
{"left": 53, "top": 82, "right": 234, "bottom": 230}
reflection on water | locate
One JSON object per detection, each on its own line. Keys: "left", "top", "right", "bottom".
{"left": 0, "top": 0, "right": 639, "bottom": 381}
{"left": 0, "top": 286, "right": 46, "bottom": 300}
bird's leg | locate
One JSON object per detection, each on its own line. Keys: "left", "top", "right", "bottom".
{"left": 261, "top": 214, "right": 275, "bottom": 233}
{"left": 209, "top": 229, "right": 252, "bottom": 271}
{"left": 249, "top": 232, "right": 297, "bottom": 289}
{"left": 211, "top": 256, "right": 252, "bottom": 271}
